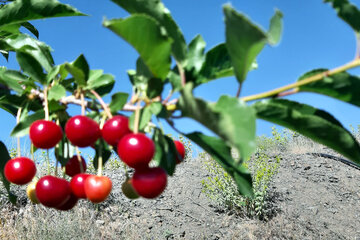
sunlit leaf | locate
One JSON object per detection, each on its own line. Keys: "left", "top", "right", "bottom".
{"left": 104, "top": 14, "right": 172, "bottom": 80}
{"left": 253, "top": 99, "right": 360, "bottom": 166}
{"left": 111, "top": 0, "right": 187, "bottom": 64}
{"left": 223, "top": 5, "right": 267, "bottom": 83}
{"left": 186, "top": 132, "right": 253, "bottom": 197}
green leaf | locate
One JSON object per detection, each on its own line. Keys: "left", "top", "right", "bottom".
{"left": 147, "top": 77, "right": 163, "bottom": 99}
{"left": 111, "top": 0, "right": 187, "bottom": 64}
{"left": 48, "top": 85, "right": 66, "bottom": 101}
{"left": 197, "top": 44, "right": 233, "bottom": 84}
{"left": 186, "top": 132, "right": 253, "bottom": 197}
{"left": 253, "top": 99, "right": 360, "bottom": 166}
{"left": 104, "top": 14, "right": 172, "bottom": 80}
{"left": 93, "top": 139, "right": 112, "bottom": 169}
{"left": 223, "top": 5, "right": 267, "bottom": 83}
{"left": 86, "top": 71, "right": 115, "bottom": 96}
{"left": 325, "top": 0, "right": 360, "bottom": 32}
{"left": 16, "top": 51, "right": 45, "bottom": 84}
{"left": 0, "top": 0, "right": 86, "bottom": 27}
{"left": 0, "top": 68, "right": 26, "bottom": 94}
{"left": 109, "top": 92, "right": 129, "bottom": 114}
{"left": 11, "top": 109, "right": 44, "bottom": 137}
{"left": 48, "top": 99, "right": 66, "bottom": 112}
{"left": 267, "top": 9, "right": 283, "bottom": 45}
{"left": 0, "top": 141, "right": 17, "bottom": 204}
{"left": 152, "top": 128, "right": 177, "bottom": 176}
{"left": 297, "top": 69, "right": 360, "bottom": 107}
{"left": 1, "top": 34, "right": 54, "bottom": 72}
{"left": 186, "top": 34, "right": 206, "bottom": 73}
{"left": 168, "top": 70, "right": 182, "bottom": 92}
{"left": 65, "top": 54, "right": 89, "bottom": 87}
{"left": 129, "top": 105, "right": 152, "bottom": 132}
{"left": 46, "top": 64, "right": 68, "bottom": 83}
{"left": 178, "top": 83, "right": 256, "bottom": 161}
{"left": 21, "top": 22, "right": 39, "bottom": 38}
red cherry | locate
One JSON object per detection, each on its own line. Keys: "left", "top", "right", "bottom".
{"left": 102, "top": 115, "right": 131, "bottom": 146}
{"left": 4, "top": 157, "right": 36, "bottom": 185}
{"left": 65, "top": 155, "right": 87, "bottom": 177}
{"left": 84, "top": 175, "right": 112, "bottom": 203}
{"left": 174, "top": 140, "right": 186, "bottom": 164}
{"left": 55, "top": 193, "right": 78, "bottom": 211}
{"left": 132, "top": 167, "right": 167, "bottom": 199}
{"left": 117, "top": 133, "right": 155, "bottom": 169}
{"left": 29, "top": 120, "right": 63, "bottom": 149}
{"left": 70, "top": 173, "right": 91, "bottom": 199}
{"left": 65, "top": 115, "right": 101, "bottom": 147}
{"left": 36, "top": 176, "right": 71, "bottom": 208}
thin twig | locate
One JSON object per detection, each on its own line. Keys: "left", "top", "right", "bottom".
{"left": 236, "top": 83, "right": 242, "bottom": 98}
{"left": 241, "top": 58, "right": 360, "bottom": 102}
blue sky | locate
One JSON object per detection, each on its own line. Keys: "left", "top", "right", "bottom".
{"left": 1, "top": 0, "right": 360, "bottom": 148}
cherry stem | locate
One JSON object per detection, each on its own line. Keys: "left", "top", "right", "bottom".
{"left": 123, "top": 162, "right": 129, "bottom": 179}
{"left": 44, "top": 87, "right": 49, "bottom": 121}
{"left": 80, "top": 92, "right": 85, "bottom": 116}
{"left": 176, "top": 62, "right": 186, "bottom": 87}
{"left": 31, "top": 144, "right": 34, "bottom": 161}
{"left": 75, "top": 147, "right": 84, "bottom": 173}
{"left": 55, "top": 158, "right": 58, "bottom": 177}
{"left": 16, "top": 107, "right": 22, "bottom": 158}
{"left": 97, "top": 144, "right": 103, "bottom": 177}
{"left": 90, "top": 89, "right": 113, "bottom": 119}
{"left": 133, "top": 100, "right": 141, "bottom": 134}
{"left": 46, "top": 150, "right": 50, "bottom": 175}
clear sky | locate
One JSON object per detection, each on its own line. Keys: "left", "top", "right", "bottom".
{"left": 1, "top": 0, "right": 360, "bottom": 148}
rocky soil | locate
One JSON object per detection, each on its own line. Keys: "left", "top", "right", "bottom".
{"left": 1, "top": 148, "right": 360, "bottom": 239}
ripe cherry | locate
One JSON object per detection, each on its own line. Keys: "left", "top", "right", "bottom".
{"left": 102, "top": 115, "right": 131, "bottom": 146}
{"left": 132, "top": 167, "right": 167, "bottom": 199}
{"left": 4, "top": 157, "right": 36, "bottom": 185}
{"left": 117, "top": 133, "right": 155, "bottom": 169}
{"left": 65, "top": 115, "right": 101, "bottom": 147}
{"left": 36, "top": 176, "right": 71, "bottom": 208}
{"left": 174, "top": 140, "right": 186, "bottom": 164}
{"left": 121, "top": 178, "right": 139, "bottom": 200}
{"left": 84, "top": 175, "right": 112, "bottom": 203}
{"left": 70, "top": 173, "right": 91, "bottom": 199}
{"left": 65, "top": 155, "right": 87, "bottom": 177}
{"left": 55, "top": 193, "right": 78, "bottom": 211}
{"left": 29, "top": 120, "right": 63, "bottom": 149}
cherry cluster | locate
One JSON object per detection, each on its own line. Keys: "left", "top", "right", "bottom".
{"left": 4, "top": 114, "right": 185, "bottom": 211}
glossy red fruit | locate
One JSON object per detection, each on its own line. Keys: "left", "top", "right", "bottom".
{"left": 117, "top": 133, "right": 155, "bottom": 169}
{"left": 132, "top": 167, "right": 167, "bottom": 199}
{"left": 174, "top": 140, "right": 186, "bottom": 164}
{"left": 65, "top": 155, "right": 87, "bottom": 177}
{"left": 29, "top": 120, "right": 63, "bottom": 149}
{"left": 84, "top": 175, "right": 112, "bottom": 203}
{"left": 70, "top": 173, "right": 91, "bottom": 199}
{"left": 55, "top": 193, "right": 78, "bottom": 211}
{"left": 65, "top": 115, "right": 101, "bottom": 147}
{"left": 4, "top": 157, "right": 36, "bottom": 185}
{"left": 36, "top": 176, "right": 71, "bottom": 208}
{"left": 102, "top": 115, "right": 131, "bottom": 146}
